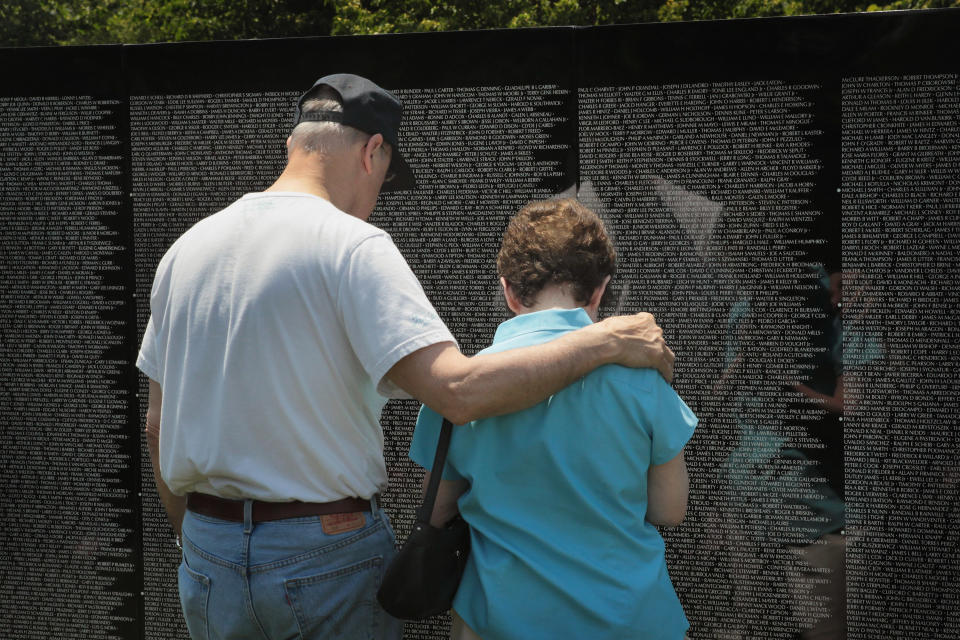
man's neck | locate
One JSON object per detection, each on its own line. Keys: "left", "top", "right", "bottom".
{"left": 265, "top": 172, "right": 332, "bottom": 201}
{"left": 267, "top": 148, "right": 359, "bottom": 213}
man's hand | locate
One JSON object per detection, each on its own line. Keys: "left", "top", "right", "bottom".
{"left": 596, "top": 312, "right": 675, "bottom": 382}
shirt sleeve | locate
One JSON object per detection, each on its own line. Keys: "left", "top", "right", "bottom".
{"left": 409, "top": 405, "right": 465, "bottom": 481}
{"left": 337, "top": 233, "right": 457, "bottom": 399}
{"left": 649, "top": 377, "right": 698, "bottom": 466}
{"left": 136, "top": 315, "right": 161, "bottom": 382}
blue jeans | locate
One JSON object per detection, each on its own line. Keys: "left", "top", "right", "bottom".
{"left": 179, "top": 498, "right": 404, "bottom": 640}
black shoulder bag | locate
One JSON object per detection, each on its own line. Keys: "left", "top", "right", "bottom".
{"left": 377, "top": 418, "right": 471, "bottom": 620}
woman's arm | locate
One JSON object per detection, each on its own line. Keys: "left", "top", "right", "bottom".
{"left": 646, "top": 449, "right": 689, "bottom": 527}
{"left": 423, "top": 472, "right": 469, "bottom": 527}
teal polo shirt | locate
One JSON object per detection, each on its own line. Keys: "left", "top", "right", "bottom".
{"left": 410, "top": 308, "right": 697, "bottom": 640}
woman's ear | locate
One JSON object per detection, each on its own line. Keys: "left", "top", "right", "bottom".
{"left": 501, "top": 277, "right": 525, "bottom": 315}
{"left": 585, "top": 275, "right": 612, "bottom": 320}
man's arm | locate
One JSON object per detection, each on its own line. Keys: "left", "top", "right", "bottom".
{"left": 388, "top": 312, "right": 674, "bottom": 425}
{"left": 145, "top": 379, "right": 186, "bottom": 537}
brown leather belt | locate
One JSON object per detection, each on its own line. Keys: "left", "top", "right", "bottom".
{"left": 185, "top": 492, "right": 373, "bottom": 523}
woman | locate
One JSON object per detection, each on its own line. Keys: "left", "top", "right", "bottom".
{"left": 409, "top": 198, "right": 697, "bottom": 640}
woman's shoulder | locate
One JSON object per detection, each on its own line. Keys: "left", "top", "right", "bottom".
{"left": 594, "top": 363, "right": 665, "bottom": 396}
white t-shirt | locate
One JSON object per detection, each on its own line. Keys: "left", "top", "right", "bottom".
{"left": 137, "top": 192, "right": 456, "bottom": 501}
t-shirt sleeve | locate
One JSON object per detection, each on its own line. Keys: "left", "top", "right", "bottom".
{"left": 136, "top": 315, "right": 161, "bottom": 382}
{"left": 337, "top": 233, "right": 457, "bottom": 398}
{"left": 409, "top": 405, "right": 464, "bottom": 481}
{"left": 649, "top": 376, "right": 698, "bottom": 466}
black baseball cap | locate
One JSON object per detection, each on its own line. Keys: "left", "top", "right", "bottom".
{"left": 293, "top": 73, "right": 415, "bottom": 192}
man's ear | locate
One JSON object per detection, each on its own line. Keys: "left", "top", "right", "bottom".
{"left": 361, "top": 133, "right": 385, "bottom": 175}
{"left": 500, "top": 277, "right": 525, "bottom": 315}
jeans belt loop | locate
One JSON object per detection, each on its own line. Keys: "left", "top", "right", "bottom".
{"left": 243, "top": 499, "right": 253, "bottom": 534}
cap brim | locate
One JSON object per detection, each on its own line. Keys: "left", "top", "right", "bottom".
{"left": 381, "top": 149, "right": 415, "bottom": 192}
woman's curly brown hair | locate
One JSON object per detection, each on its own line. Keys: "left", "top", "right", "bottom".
{"left": 497, "top": 198, "right": 616, "bottom": 308}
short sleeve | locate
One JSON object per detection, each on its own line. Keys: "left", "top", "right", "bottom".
{"left": 409, "top": 405, "right": 465, "bottom": 481}
{"left": 337, "top": 234, "right": 457, "bottom": 398}
{"left": 649, "top": 377, "right": 698, "bottom": 466}
{"left": 136, "top": 315, "right": 161, "bottom": 382}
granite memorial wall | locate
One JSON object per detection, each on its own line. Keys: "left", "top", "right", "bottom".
{"left": 1, "top": 9, "right": 957, "bottom": 638}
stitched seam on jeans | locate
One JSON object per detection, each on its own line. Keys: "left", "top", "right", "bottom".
{"left": 189, "top": 511, "right": 248, "bottom": 526}
{"left": 285, "top": 556, "right": 383, "bottom": 586}
{"left": 182, "top": 533, "right": 246, "bottom": 572}
{"left": 248, "top": 519, "right": 386, "bottom": 574}
{"left": 179, "top": 558, "right": 211, "bottom": 586}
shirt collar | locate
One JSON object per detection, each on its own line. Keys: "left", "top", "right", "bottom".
{"left": 492, "top": 308, "right": 593, "bottom": 344}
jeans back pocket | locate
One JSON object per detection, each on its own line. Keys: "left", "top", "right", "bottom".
{"left": 178, "top": 557, "right": 212, "bottom": 640}
{"left": 285, "top": 556, "right": 385, "bottom": 640}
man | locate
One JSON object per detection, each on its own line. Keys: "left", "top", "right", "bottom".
{"left": 138, "top": 74, "right": 674, "bottom": 639}
{"left": 411, "top": 198, "right": 696, "bottom": 640}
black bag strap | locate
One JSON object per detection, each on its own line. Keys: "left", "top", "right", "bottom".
{"left": 417, "top": 417, "right": 454, "bottom": 524}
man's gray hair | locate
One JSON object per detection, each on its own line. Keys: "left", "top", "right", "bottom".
{"left": 289, "top": 85, "right": 367, "bottom": 154}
